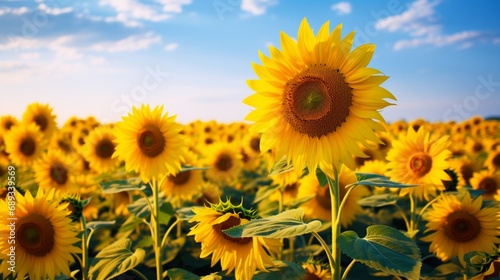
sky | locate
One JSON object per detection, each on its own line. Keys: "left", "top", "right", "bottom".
{"left": 0, "top": 0, "right": 499, "bottom": 125}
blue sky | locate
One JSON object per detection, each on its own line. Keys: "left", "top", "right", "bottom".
{"left": 1, "top": 0, "right": 499, "bottom": 125}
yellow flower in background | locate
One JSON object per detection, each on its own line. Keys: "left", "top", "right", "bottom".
{"left": 298, "top": 166, "right": 370, "bottom": 228}
{"left": 386, "top": 127, "right": 451, "bottom": 200}
{"left": 0, "top": 189, "right": 80, "bottom": 280}
{"left": 22, "top": 102, "right": 57, "bottom": 141}
{"left": 243, "top": 18, "right": 395, "bottom": 175}
{"left": 0, "top": 115, "right": 18, "bottom": 135}
{"left": 48, "top": 130, "right": 74, "bottom": 156}
{"left": 449, "top": 156, "right": 483, "bottom": 187}
{"left": 161, "top": 151, "right": 203, "bottom": 203}
{"left": 203, "top": 143, "right": 242, "bottom": 185}
{"left": 188, "top": 201, "right": 281, "bottom": 280}
{"left": 302, "top": 263, "right": 332, "bottom": 280}
{"left": 113, "top": 105, "right": 187, "bottom": 182}
{"left": 34, "top": 149, "right": 77, "bottom": 194}
{"left": 4, "top": 122, "right": 44, "bottom": 167}
{"left": 421, "top": 191, "right": 500, "bottom": 264}
{"left": 83, "top": 125, "right": 120, "bottom": 173}
{"left": 470, "top": 170, "right": 500, "bottom": 200}
{"left": 485, "top": 148, "right": 500, "bottom": 172}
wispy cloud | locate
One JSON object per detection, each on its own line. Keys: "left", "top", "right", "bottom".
{"left": 241, "top": 0, "right": 277, "bottom": 16}
{"left": 89, "top": 32, "right": 162, "bottom": 52}
{"left": 164, "top": 42, "right": 178, "bottom": 52}
{"left": 0, "top": 6, "right": 29, "bottom": 16}
{"left": 37, "top": 3, "right": 73, "bottom": 16}
{"left": 331, "top": 2, "right": 352, "bottom": 16}
{"left": 376, "top": 0, "right": 480, "bottom": 50}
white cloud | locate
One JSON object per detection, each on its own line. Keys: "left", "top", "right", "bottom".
{"left": 89, "top": 32, "right": 161, "bottom": 52}
{"left": 164, "top": 43, "right": 178, "bottom": 52}
{"left": 241, "top": 0, "right": 277, "bottom": 16}
{"left": 0, "top": 7, "right": 29, "bottom": 16}
{"left": 376, "top": 0, "right": 480, "bottom": 50}
{"left": 38, "top": 3, "right": 73, "bottom": 16}
{"left": 156, "top": 0, "right": 192, "bottom": 13}
{"left": 331, "top": 2, "right": 352, "bottom": 16}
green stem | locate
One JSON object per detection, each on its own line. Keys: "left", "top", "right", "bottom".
{"left": 312, "top": 232, "right": 335, "bottom": 272}
{"left": 160, "top": 218, "right": 181, "bottom": 249}
{"left": 409, "top": 193, "right": 416, "bottom": 237}
{"left": 80, "top": 215, "right": 89, "bottom": 280}
{"left": 151, "top": 177, "right": 163, "bottom": 280}
{"left": 130, "top": 268, "right": 149, "bottom": 280}
{"left": 415, "top": 195, "right": 441, "bottom": 228}
{"left": 341, "top": 259, "right": 357, "bottom": 280}
{"left": 394, "top": 204, "right": 411, "bottom": 232}
{"left": 327, "top": 167, "right": 341, "bottom": 280}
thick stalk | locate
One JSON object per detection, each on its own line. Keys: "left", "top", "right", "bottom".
{"left": 80, "top": 216, "right": 89, "bottom": 280}
{"left": 151, "top": 177, "right": 163, "bottom": 280}
{"left": 327, "top": 167, "right": 341, "bottom": 280}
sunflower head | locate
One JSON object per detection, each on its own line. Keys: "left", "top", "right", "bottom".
{"left": 244, "top": 18, "right": 395, "bottom": 176}
{"left": 22, "top": 102, "right": 57, "bottom": 140}
{"left": 60, "top": 195, "right": 89, "bottom": 222}
{"left": 210, "top": 198, "right": 260, "bottom": 220}
{"left": 4, "top": 122, "right": 45, "bottom": 167}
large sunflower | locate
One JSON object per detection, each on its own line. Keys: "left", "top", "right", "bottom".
{"left": 0, "top": 189, "right": 80, "bottom": 279}
{"left": 188, "top": 201, "right": 281, "bottom": 280}
{"left": 243, "top": 18, "right": 395, "bottom": 174}
{"left": 470, "top": 170, "right": 500, "bottom": 200}
{"left": 421, "top": 191, "right": 500, "bottom": 264}
{"left": 83, "top": 125, "right": 120, "bottom": 173}
{"left": 298, "top": 166, "right": 370, "bottom": 228}
{"left": 33, "top": 149, "right": 76, "bottom": 194}
{"left": 4, "top": 122, "right": 44, "bottom": 167}
{"left": 386, "top": 126, "right": 451, "bottom": 200}
{"left": 113, "top": 105, "right": 187, "bottom": 182}
{"left": 22, "top": 102, "right": 57, "bottom": 141}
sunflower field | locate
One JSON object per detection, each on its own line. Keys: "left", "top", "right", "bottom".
{"left": 1, "top": 18, "right": 500, "bottom": 280}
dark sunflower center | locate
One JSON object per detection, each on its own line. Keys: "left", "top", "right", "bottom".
{"left": 20, "top": 137, "right": 36, "bottom": 156}
{"left": 409, "top": 153, "right": 432, "bottom": 177}
{"left": 95, "top": 138, "right": 115, "bottom": 159}
{"left": 354, "top": 150, "right": 374, "bottom": 167}
{"left": 205, "top": 137, "right": 213, "bottom": 145}
{"left": 473, "top": 142, "right": 483, "bottom": 153}
{"left": 444, "top": 211, "right": 481, "bottom": 242}
{"left": 50, "top": 163, "right": 68, "bottom": 185}
{"left": 17, "top": 214, "right": 55, "bottom": 257}
{"left": 479, "top": 177, "right": 498, "bottom": 195}
{"left": 461, "top": 165, "right": 474, "bottom": 185}
{"left": 34, "top": 114, "right": 48, "bottom": 131}
{"left": 492, "top": 154, "right": 500, "bottom": 168}
{"left": 168, "top": 171, "right": 191, "bottom": 186}
{"left": 212, "top": 215, "right": 252, "bottom": 244}
{"left": 283, "top": 65, "right": 352, "bottom": 138}
{"left": 250, "top": 136, "right": 260, "bottom": 153}
{"left": 315, "top": 185, "right": 331, "bottom": 210}
{"left": 215, "top": 153, "right": 233, "bottom": 172}
{"left": 241, "top": 150, "right": 250, "bottom": 163}
{"left": 58, "top": 139, "right": 72, "bottom": 153}
{"left": 137, "top": 125, "right": 165, "bottom": 158}
{"left": 4, "top": 120, "right": 14, "bottom": 131}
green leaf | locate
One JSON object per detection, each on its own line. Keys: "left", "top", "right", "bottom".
{"left": 350, "top": 173, "right": 418, "bottom": 189}
{"left": 268, "top": 156, "right": 294, "bottom": 176}
{"left": 316, "top": 168, "right": 328, "bottom": 187}
{"left": 357, "top": 194, "right": 399, "bottom": 207}
{"left": 223, "top": 208, "right": 322, "bottom": 239}
{"left": 177, "top": 207, "right": 195, "bottom": 221}
{"left": 253, "top": 184, "right": 280, "bottom": 204}
{"left": 180, "top": 165, "right": 210, "bottom": 172}
{"left": 119, "top": 216, "right": 143, "bottom": 233}
{"left": 337, "top": 225, "right": 422, "bottom": 280}
{"left": 99, "top": 178, "right": 147, "bottom": 194}
{"left": 127, "top": 196, "right": 152, "bottom": 219}
{"left": 159, "top": 202, "right": 174, "bottom": 225}
{"left": 166, "top": 268, "right": 199, "bottom": 280}
{"left": 89, "top": 238, "right": 146, "bottom": 280}
{"left": 86, "top": 220, "right": 116, "bottom": 231}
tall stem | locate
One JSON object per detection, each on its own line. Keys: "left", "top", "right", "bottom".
{"left": 80, "top": 216, "right": 89, "bottom": 280}
{"left": 409, "top": 193, "right": 416, "bottom": 238}
{"left": 327, "top": 167, "right": 341, "bottom": 280}
{"left": 151, "top": 177, "right": 163, "bottom": 280}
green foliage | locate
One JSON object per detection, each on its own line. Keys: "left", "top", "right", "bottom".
{"left": 338, "top": 225, "right": 422, "bottom": 280}
{"left": 357, "top": 194, "right": 399, "bottom": 207}
{"left": 268, "top": 156, "right": 294, "bottom": 176}
{"left": 89, "top": 238, "right": 145, "bottom": 280}
{"left": 165, "top": 268, "right": 199, "bottom": 280}
{"left": 223, "top": 208, "right": 322, "bottom": 239}
{"left": 99, "top": 178, "right": 147, "bottom": 194}
{"left": 253, "top": 261, "right": 306, "bottom": 279}
{"left": 351, "top": 172, "right": 419, "bottom": 188}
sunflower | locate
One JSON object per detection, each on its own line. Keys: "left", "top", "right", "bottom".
{"left": 470, "top": 170, "right": 500, "bottom": 200}
{"left": 34, "top": 149, "right": 77, "bottom": 194}
{"left": 450, "top": 156, "right": 483, "bottom": 187}
{"left": 386, "top": 127, "right": 451, "bottom": 201}
{"left": 195, "top": 182, "right": 223, "bottom": 206}
{"left": 48, "top": 130, "right": 74, "bottom": 156}
{"left": 203, "top": 143, "right": 242, "bottom": 185}
{"left": 421, "top": 191, "right": 500, "bottom": 264}
{"left": 298, "top": 166, "right": 370, "bottom": 228}
{"left": 0, "top": 115, "right": 18, "bottom": 134}
{"left": 161, "top": 151, "right": 203, "bottom": 204}
{"left": 302, "top": 262, "right": 332, "bottom": 280}
{"left": 113, "top": 105, "right": 187, "bottom": 182}
{"left": 4, "top": 122, "right": 44, "bottom": 167}
{"left": 22, "top": 102, "right": 57, "bottom": 141}
{"left": 83, "top": 125, "right": 120, "bottom": 173}
{"left": 188, "top": 200, "right": 281, "bottom": 280}
{"left": 485, "top": 149, "right": 500, "bottom": 172}
{"left": 243, "top": 18, "right": 395, "bottom": 175}
{"left": 0, "top": 188, "right": 80, "bottom": 279}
